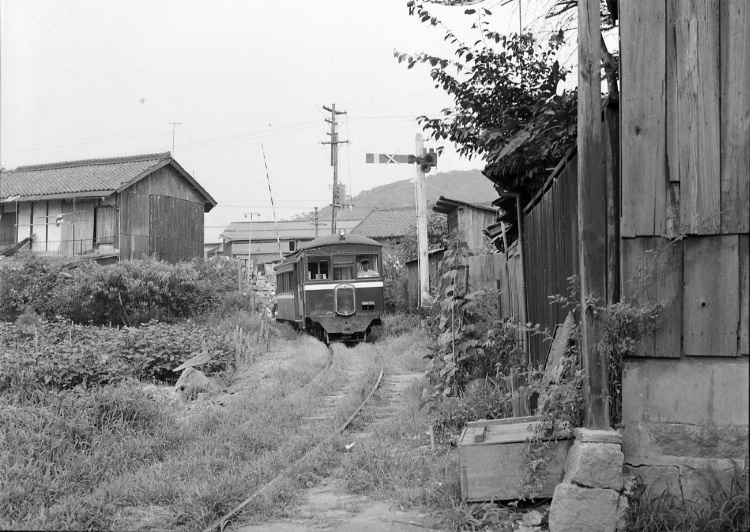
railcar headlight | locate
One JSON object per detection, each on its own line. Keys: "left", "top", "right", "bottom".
{"left": 338, "top": 228, "right": 346, "bottom": 239}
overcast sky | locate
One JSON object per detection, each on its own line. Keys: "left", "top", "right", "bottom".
{"left": 1, "top": 0, "right": 572, "bottom": 234}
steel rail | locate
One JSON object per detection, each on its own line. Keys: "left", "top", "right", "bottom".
{"left": 202, "top": 347, "right": 384, "bottom": 532}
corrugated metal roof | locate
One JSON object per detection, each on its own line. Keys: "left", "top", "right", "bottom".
{"left": 221, "top": 219, "right": 362, "bottom": 242}
{"left": 350, "top": 207, "right": 416, "bottom": 238}
{"left": 0, "top": 153, "right": 217, "bottom": 210}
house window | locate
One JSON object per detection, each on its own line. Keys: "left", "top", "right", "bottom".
{"left": 288, "top": 241, "right": 295, "bottom": 251}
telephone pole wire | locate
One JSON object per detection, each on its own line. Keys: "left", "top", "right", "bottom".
{"left": 321, "top": 104, "right": 347, "bottom": 234}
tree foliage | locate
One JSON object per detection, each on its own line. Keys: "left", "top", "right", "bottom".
{"left": 396, "top": 2, "right": 578, "bottom": 202}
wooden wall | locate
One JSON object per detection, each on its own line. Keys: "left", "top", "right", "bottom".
{"left": 0, "top": 204, "right": 16, "bottom": 250}
{"left": 121, "top": 164, "right": 205, "bottom": 262}
{"left": 620, "top": 0, "right": 749, "bottom": 358}
{"left": 457, "top": 207, "right": 497, "bottom": 250}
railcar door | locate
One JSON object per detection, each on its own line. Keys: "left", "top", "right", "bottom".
{"left": 296, "top": 260, "right": 305, "bottom": 325}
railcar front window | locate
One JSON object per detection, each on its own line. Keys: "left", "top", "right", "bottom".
{"left": 356, "top": 254, "right": 380, "bottom": 278}
{"left": 307, "top": 259, "right": 329, "bottom": 280}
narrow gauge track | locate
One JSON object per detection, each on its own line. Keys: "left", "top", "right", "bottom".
{"left": 202, "top": 343, "right": 384, "bottom": 532}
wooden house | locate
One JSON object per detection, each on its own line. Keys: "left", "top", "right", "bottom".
{"left": 349, "top": 207, "right": 417, "bottom": 253}
{"left": 433, "top": 196, "right": 498, "bottom": 250}
{"left": 0, "top": 153, "right": 216, "bottom": 262}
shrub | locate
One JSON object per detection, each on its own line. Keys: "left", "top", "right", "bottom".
{"left": 0, "top": 320, "right": 236, "bottom": 390}
{"left": 0, "top": 256, "right": 65, "bottom": 322}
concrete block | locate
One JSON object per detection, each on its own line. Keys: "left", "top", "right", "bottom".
{"left": 549, "top": 483, "right": 620, "bottom": 532}
{"left": 621, "top": 420, "right": 749, "bottom": 460}
{"left": 563, "top": 441, "right": 624, "bottom": 491}
{"left": 622, "top": 357, "right": 749, "bottom": 426}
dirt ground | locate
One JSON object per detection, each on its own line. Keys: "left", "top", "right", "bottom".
{"left": 228, "top": 336, "right": 447, "bottom": 532}
{"left": 236, "top": 478, "right": 443, "bottom": 532}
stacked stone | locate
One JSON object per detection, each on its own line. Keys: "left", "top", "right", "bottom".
{"left": 549, "top": 428, "right": 629, "bottom": 532}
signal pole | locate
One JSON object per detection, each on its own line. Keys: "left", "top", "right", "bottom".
{"left": 321, "top": 104, "right": 347, "bottom": 233}
{"left": 415, "top": 134, "right": 430, "bottom": 307}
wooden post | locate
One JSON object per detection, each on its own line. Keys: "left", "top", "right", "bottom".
{"left": 578, "top": 0, "right": 609, "bottom": 430}
{"left": 415, "top": 134, "right": 430, "bottom": 307}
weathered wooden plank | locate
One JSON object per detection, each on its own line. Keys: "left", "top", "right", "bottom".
{"left": 720, "top": 0, "right": 750, "bottom": 234}
{"left": 578, "top": 0, "right": 608, "bottom": 429}
{"left": 604, "top": 105, "right": 620, "bottom": 305}
{"left": 621, "top": 237, "right": 683, "bottom": 358}
{"left": 684, "top": 235, "right": 740, "bottom": 356}
{"left": 621, "top": 0, "right": 667, "bottom": 237}
{"left": 671, "top": 0, "right": 721, "bottom": 234}
{"left": 739, "top": 235, "right": 749, "bottom": 355}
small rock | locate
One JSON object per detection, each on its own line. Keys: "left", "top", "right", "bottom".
{"left": 522, "top": 509, "right": 544, "bottom": 526}
{"left": 305, "top": 481, "right": 314, "bottom": 488}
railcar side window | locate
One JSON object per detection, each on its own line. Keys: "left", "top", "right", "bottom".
{"left": 356, "top": 254, "right": 379, "bottom": 278}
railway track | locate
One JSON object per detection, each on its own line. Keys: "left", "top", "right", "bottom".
{"left": 202, "top": 341, "right": 387, "bottom": 532}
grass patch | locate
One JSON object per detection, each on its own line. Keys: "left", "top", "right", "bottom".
{"left": 0, "top": 332, "right": 342, "bottom": 531}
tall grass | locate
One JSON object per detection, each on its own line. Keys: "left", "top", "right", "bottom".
{"left": 0, "top": 336, "right": 340, "bottom": 531}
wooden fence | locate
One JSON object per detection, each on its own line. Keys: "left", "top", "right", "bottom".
{"left": 521, "top": 104, "right": 620, "bottom": 368}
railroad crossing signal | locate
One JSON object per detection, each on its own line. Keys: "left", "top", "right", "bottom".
{"left": 365, "top": 149, "right": 437, "bottom": 173}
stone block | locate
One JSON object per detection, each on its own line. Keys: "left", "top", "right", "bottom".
{"left": 679, "top": 458, "right": 745, "bottom": 505}
{"left": 549, "top": 483, "right": 620, "bottom": 532}
{"left": 624, "top": 464, "right": 682, "bottom": 500}
{"left": 563, "top": 441, "right": 624, "bottom": 491}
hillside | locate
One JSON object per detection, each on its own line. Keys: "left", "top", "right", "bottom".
{"left": 293, "top": 169, "right": 496, "bottom": 221}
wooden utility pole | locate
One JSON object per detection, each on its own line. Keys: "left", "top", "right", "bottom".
{"left": 578, "top": 0, "right": 609, "bottom": 430}
{"left": 415, "top": 134, "right": 430, "bottom": 307}
{"left": 322, "top": 104, "right": 347, "bottom": 234}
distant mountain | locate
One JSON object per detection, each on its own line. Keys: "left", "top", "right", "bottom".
{"left": 292, "top": 169, "right": 497, "bottom": 221}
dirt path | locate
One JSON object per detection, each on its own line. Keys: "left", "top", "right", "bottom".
{"left": 234, "top": 341, "right": 444, "bottom": 532}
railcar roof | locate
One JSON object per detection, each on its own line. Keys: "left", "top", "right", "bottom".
{"left": 275, "top": 233, "right": 382, "bottom": 270}
{"left": 298, "top": 233, "right": 382, "bottom": 250}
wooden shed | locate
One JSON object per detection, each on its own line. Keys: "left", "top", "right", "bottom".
{"left": 0, "top": 152, "right": 216, "bottom": 262}
{"left": 433, "top": 196, "right": 498, "bottom": 250}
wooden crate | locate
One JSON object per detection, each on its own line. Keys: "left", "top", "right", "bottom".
{"left": 458, "top": 416, "right": 572, "bottom": 501}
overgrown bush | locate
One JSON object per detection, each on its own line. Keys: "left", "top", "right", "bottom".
{"left": 0, "top": 320, "right": 236, "bottom": 390}
{"left": 0, "top": 256, "right": 247, "bottom": 326}
{"left": 382, "top": 253, "right": 409, "bottom": 313}
{"left": 0, "top": 256, "right": 65, "bottom": 322}
{"left": 50, "top": 257, "right": 219, "bottom": 326}
{"left": 422, "top": 241, "right": 525, "bottom": 407}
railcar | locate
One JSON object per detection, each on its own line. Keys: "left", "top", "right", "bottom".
{"left": 274, "top": 231, "right": 384, "bottom": 343}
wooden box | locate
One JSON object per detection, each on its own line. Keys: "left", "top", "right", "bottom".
{"left": 458, "top": 416, "right": 572, "bottom": 501}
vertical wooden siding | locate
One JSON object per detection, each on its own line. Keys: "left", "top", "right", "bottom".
{"left": 522, "top": 157, "right": 580, "bottom": 368}
{"left": 620, "top": 0, "right": 749, "bottom": 358}
{"left": 120, "top": 165, "right": 206, "bottom": 262}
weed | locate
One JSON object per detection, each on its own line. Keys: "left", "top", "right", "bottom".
{"left": 625, "top": 462, "right": 750, "bottom": 532}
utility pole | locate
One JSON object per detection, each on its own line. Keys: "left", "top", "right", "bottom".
{"left": 169, "top": 122, "right": 181, "bottom": 153}
{"left": 321, "top": 104, "right": 347, "bottom": 234}
{"left": 310, "top": 206, "right": 327, "bottom": 237}
{"left": 578, "top": 0, "right": 608, "bottom": 430}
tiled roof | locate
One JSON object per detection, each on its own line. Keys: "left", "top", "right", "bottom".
{"left": 350, "top": 207, "right": 416, "bottom": 239}
{"left": 221, "top": 219, "right": 362, "bottom": 242}
{"left": 0, "top": 153, "right": 216, "bottom": 209}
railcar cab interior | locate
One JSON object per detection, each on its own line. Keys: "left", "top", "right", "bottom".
{"left": 307, "top": 254, "right": 380, "bottom": 281}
